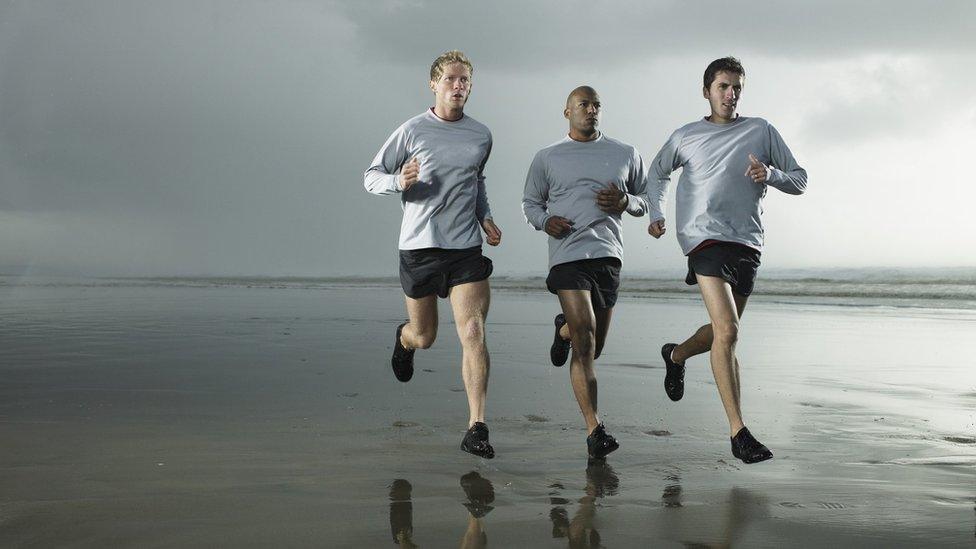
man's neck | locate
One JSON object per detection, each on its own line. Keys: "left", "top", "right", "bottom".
{"left": 706, "top": 113, "right": 738, "bottom": 125}
{"left": 432, "top": 104, "right": 463, "bottom": 121}
{"left": 568, "top": 129, "right": 599, "bottom": 142}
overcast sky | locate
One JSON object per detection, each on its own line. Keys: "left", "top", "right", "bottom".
{"left": 1, "top": 0, "right": 974, "bottom": 277}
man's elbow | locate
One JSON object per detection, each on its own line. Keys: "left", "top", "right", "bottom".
{"left": 782, "top": 170, "right": 807, "bottom": 195}
{"left": 363, "top": 170, "right": 389, "bottom": 194}
{"left": 782, "top": 184, "right": 805, "bottom": 196}
{"left": 791, "top": 178, "right": 808, "bottom": 195}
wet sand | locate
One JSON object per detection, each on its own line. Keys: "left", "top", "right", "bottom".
{"left": 1, "top": 282, "right": 974, "bottom": 547}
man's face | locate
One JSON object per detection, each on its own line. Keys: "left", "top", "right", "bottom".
{"left": 564, "top": 91, "right": 601, "bottom": 135}
{"left": 704, "top": 70, "right": 743, "bottom": 122}
{"left": 430, "top": 62, "right": 472, "bottom": 110}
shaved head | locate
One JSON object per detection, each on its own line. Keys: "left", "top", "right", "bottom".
{"left": 566, "top": 85, "right": 599, "bottom": 108}
{"left": 564, "top": 85, "right": 602, "bottom": 141}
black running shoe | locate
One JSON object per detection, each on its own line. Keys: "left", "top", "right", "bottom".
{"left": 550, "top": 313, "right": 570, "bottom": 367}
{"left": 586, "top": 423, "right": 619, "bottom": 459}
{"left": 731, "top": 427, "right": 773, "bottom": 464}
{"left": 661, "top": 343, "right": 685, "bottom": 402}
{"left": 391, "top": 322, "right": 415, "bottom": 382}
{"left": 461, "top": 422, "right": 495, "bottom": 459}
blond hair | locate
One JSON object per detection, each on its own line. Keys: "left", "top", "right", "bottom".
{"left": 429, "top": 50, "right": 473, "bottom": 82}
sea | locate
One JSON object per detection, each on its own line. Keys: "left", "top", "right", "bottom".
{"left": 4, "top": 267, "right": 975, "bottom": 311}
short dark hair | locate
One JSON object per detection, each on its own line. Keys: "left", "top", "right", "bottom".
{"left": 703, "top": 57, "right": 745, "bottom": 89}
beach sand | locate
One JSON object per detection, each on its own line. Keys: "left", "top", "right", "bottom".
{"left": 1, "top": 282, "right": 974, "bottom": 547}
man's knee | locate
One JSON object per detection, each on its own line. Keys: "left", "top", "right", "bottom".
{"left": 570, "top": 324, "right": 596, "bottom": 355}
{"left": 458, "top": 316, "right": 486, "bottom": 348}
{"left": 412, "top": 325, "right": 438, "bottom": 349}
{"left": 711, "top": 321, "right": 738, "bottom": 346}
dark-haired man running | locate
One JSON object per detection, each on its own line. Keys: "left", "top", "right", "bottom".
{"left": 647, "top": 57, "right": 807, "bottom": 464}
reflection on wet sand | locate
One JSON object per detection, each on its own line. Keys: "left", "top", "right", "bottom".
{"left": 662, "top": 475, "right": 683, "bottom": 509}
{"left": 661, "top": 478, "right": 770, "bottom": 549}
{"left": 388, "top": 472, "right": 495, "bottom": 548}
{"left": 460, "top": 472, "right": 494, "bottom": 549}
{"left": 388, "top": 472, "right": 788, "bottom": 547}
{"left": 389, "top": 479, "right": 417, "bottom": 548}
{"left": 549, "top": 458, "right": 620, "bottom": 548}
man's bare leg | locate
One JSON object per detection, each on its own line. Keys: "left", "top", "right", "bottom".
{"left": 558, "top": 307, "right": 612, "bottom": 360}
{"left": 557, "top": 290, "right": 600, "bottom": 433}
{"left": 671, "top": 293, "right": 747, "bottom": 364}
{"left": 402, "top": 294, "right": 439, "bottom": 350}
{"left": 553, "top": 290, "right": 618, "bottom": 457}
{"left": 696, "top": 275, "right": 745, "bottom": 436}
{"left": 391, "top": 294, "right": 438, "bottom": 382}
{"left": 663, "top": 291, "right": 745, "bottom": 401}
{"left": 689, "top": 275, "right": 771, "bottom": 462}
{"left": 448, "top": 280, "right": 491, "bottom": 428}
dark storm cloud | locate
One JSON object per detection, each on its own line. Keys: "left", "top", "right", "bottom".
{"left": 0, "top": 1, "right": 972, "bottom": 275}
{"left": 336, "top": 0, "right": 976, "bottom": 70}
{"left": 0, "top": 0, "right": 387, "bottom": 275}
{"left": 0, "top": 0, "right": 353, "bottom": 214}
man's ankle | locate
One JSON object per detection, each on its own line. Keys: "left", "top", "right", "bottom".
{"left": 671, "top": 345, "right": 686, "bottom": 365}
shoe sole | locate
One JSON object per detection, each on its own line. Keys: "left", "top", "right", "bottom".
{"left": 734, "top": 450, "right": 773, "bottom": 464}
{"left": 461, "top": 440, "right": 495, "bottom": 459}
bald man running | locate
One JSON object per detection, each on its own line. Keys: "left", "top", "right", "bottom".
{"left": 522, "top": 86, "right": 649, "bottom": 458}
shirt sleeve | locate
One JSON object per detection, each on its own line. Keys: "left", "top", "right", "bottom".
{"left": 521, "top": 150, "right": 551, "bottom": 231}
{"left": 363, "top": 124, "right": 409, "bottom": 195}
{"left": 764, "top": 123, "right": 807, "bottom": 195}
{"left": 475, "top": 134, "right": 493, "bottom": 222}
{"left": 623, "top": 148, "right": 649, "bottom": 217}
{"left": 646, "top": 128, "right": 683, "bottom": 223}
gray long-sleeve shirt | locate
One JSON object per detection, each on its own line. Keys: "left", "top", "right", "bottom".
{"left": 364, "top": 109, "right": 493, "bottom": 250}
{"left": 647, "top": 116, "right": 807, "bottom": 255}
{"left": 522, "top": 133, "right": 649, "bottom": 269}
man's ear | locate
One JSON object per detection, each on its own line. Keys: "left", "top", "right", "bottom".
{"left": 702, "top": 86, "right": 709, "bottom": 99}
{"left": 563, "top": 107, "right": 570, "bottom": 120}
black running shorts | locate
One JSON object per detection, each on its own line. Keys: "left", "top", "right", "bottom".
{"left": 546, "top": 257, "right": 622, "bottom": 310}
{"left": 685, "top": 241, "right": 761, "bottom": 297}
{"left": 399, "top": 246, "right": 493, "bottom": 299}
